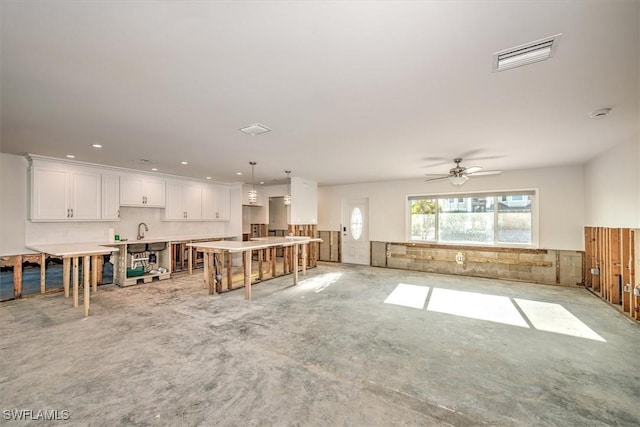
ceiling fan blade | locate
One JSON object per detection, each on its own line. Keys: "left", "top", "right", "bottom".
{"left": 420, "top": 159, "right": 453, "bottom": 168}
{"left": 424, "top": 175, "right": 451, "bottom": 183}
{"left": 464, "top": 166, "right": 482, "bottom": 174}
{"left": 467, "top": 170, "right": 502, "bottom": 177}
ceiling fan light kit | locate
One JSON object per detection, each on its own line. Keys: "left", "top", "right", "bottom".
{"left": 449, "top": 175, "right": 469, "bottom": 186}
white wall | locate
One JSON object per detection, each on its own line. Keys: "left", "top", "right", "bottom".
{"left": 1, "top": 154, "right": 30, "bottom": 255}
{"left": 24, "top": 207, "right": 230, "bottom": 245}
{"left": 319, "top": 165, "right": 585, "bottom": 250}
{"left": 269, "top": 197, "right": 288, "bottom": 230}
{"left": 290, "top": 177, "right": 317, "bottom": 225}
{"left": 584, "top": 137, "right": 640, "bottom": 228}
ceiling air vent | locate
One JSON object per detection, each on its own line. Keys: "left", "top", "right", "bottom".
{"left": 133, "top": 158, "right": 155, "bottom": 165}
{"left": 239, "top": 123, "right": 272, "bottom": 136}
{"left": 492, "top": 34, "right": 562, "bottom": 72}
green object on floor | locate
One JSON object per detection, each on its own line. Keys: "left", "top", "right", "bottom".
{"left": 127, "top": 266, "right": 145, "bottom": 277}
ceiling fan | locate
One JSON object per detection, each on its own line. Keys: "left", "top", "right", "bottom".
{"left": 424, "top": 158, "right": 502, "bottom": 186}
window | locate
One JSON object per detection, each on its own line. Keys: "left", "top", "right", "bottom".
{"left": 409, "top": 191, "right": 535, "bottom": 246}
{"left": 350, "top": 207, "right": 363, "bottom": 240}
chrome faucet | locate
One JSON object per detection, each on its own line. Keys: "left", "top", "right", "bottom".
{"left": 137, "top": 222, "right": 149, "bottom": 240}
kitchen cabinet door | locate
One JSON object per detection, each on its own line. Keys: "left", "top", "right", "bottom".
{"left": 31, "top": 167, "right": 69, "bottom": 220}
{"left": 120, "top": 174, "right": 144, "bottom": 206}
{"left": 69, "top": 170, "right": 101, "bottom": 220}
{"left": 165, "top": 181, "right": 202, "bottom": 220}
{"left": 165, "top": 181, "right": 185, "bottom": 220}
{"left": 144, "top": 177, "right": 166, "bottom": 207}
{"left": 31, "top": 163, "right": 101, "bottom": 221}
{"left": 183, "top": 183, "right": 202, "bottom": 220}
{"left": 101, "top": 173, "right": 120, "bottom": 220}
{"left": 120, "top": 174, "right": 165, "bottom": 207}
{"left": 202, "top": 184, "right": 230, "bottom": 221}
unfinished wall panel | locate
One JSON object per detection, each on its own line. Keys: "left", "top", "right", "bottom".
{"left": 373, "top": 242, "right": 583, "bottom": 287}
{"left": 288, "top": 224, "right": 319, "bottom": 269}
{"left": 318, "top": 231, "right": 340, "bottom": 262}
{"left": 584, "top": 226, "right": 639, "bottom": 321}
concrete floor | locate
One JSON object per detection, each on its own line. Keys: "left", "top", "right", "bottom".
{"left": 1, "top": 263, "right": 639, "bottom": 426}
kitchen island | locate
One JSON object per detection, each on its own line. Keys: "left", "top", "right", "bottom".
{"left": 188, "top": 236, "right": 322, "bottom": 299}
{"left": 26, "top": 243, "right": 120, "bottom": 316}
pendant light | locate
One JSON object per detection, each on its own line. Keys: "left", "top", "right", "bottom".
{"left": 248, "top": 161, "right": 258, "bottom": 204}
{"left": 283, "top": 170, "right": 292, "bottom": 205}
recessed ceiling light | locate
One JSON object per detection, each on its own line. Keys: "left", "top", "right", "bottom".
{"left": 493, "top": 34, "right": 562, "bottom": 72}
{"left": 239, "top": 123, "right": 272, "bottom": 136}
{"left": 260, "top": 181, "right": 264, "bottom": 185}
{"left": 151, "top": 168, "right": 158, "bottom": 171}
{"left": 92, "top": 144, "right": 102, "bottom": 148}
{"left": 66, "top": 154, "right": 75, "bottom": 159}
{"left": 181, "top": 161, "right": 188, "bottom": 165}
{"left": 206, "top": 176, "right": 212, "bottom": 180}
{"left": 236, "top": 172, "right": 242, "bottom": 175}
{"left": 589, "top": 108, "right": 612, "bottom": 119}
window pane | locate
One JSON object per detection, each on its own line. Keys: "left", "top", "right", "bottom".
{"left": 497, "top": 195, "right": 532, "bottom": 244}
{"left": 439, "top": 197, "right": 493, "bottom": 243}
{"left": 410, "top": 199, "right": 436, "bottom": 241}
{"left": 409, "top": 192, "right": 533, "bottom": 246}
{"left": 350, "top": 208, "right": 363, "bottom": 240}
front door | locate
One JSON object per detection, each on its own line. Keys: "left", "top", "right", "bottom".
{"left": 342, "top": 198, "right": 369, "bottom": 265}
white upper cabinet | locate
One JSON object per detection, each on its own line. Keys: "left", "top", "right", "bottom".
{"left": 30, "top": 160, "right": 101, "bottom": 221}
{"left": 29, "top": 156, "right": 232, "bottom": 223}
{"left": 69, "top": 170, "right": 101, "bottom": 220}
{"left": 120, "top": 174, "right": 165, "bottom": 207}
{"left": 101, "top": 173, "right": 120, "bottom": 220}
{"left": 202, "top": 184, "right": 230, "bottom": 221}
{"left": 165, "top": 180, "right": 202, "bottom": 221}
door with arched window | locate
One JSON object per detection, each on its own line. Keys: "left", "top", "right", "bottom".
{"left": 341, "top": 198, "right": 369, "bottom": 265}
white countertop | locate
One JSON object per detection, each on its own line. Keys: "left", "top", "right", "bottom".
{"left": 187, "top": 236, "right": 322, "bottom": 252}
{"left": 26, "top": 234, "right": 236, "bottom": 256}
{"left": 98, "top": 234, "right": 237, "bottom": 245}
{"left": 27, "top": 243, "right": 120, "bottom": 257}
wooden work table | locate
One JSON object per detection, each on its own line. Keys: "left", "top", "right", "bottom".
{"left": 188, "top": 237, "right": 322, "bottom": 299}
{"left": 26, "top": 243, "right": 119, "bottom": 316}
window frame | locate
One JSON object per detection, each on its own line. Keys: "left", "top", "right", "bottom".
{"left": 407, "top": 188, "right": 539, "bottom": 248}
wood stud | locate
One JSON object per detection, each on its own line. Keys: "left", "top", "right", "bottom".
{"left": 584, "top": 226, "right": 639, "bottom": 321}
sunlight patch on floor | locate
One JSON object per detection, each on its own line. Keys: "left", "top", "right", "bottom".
{"left": 384, "top": 284, "right": 430, "bottom": 309}
{"left": 514, "top": 298, "right": 606, "bottom": 342}
{"left": 298, "top": 272, "right": 343, "bottom": 293}
{"left": 427, "top": 288, "right": 530, "bottom": 328}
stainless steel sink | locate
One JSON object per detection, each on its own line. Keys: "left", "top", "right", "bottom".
{"left": 127, "top": 243, "right": 147, "bottom": 253}
{"left": 146, "top": 242, "right": 167, "bottom": 251}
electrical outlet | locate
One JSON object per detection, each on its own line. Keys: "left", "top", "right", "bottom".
{"left": 623, "top": 284, "right": 631, "bottom": 292}
{"left": 634, "top": 287, "right": 640, "bottom": 297}
{"left": 590, "top": 268, "right": 600, "bottom": 276}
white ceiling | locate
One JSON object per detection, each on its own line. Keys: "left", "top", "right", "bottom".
{"left": 1, "top": 1, "right": 638, "bottom": 186}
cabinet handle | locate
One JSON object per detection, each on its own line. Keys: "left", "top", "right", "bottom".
{"left": 117, "top": 209, "right": 120, "bottom": 218}
{"left": 71, "top": 209, "right": 74, "bottom": 218}
{"left": 66, "top": 209, "right": 70, "bottom": 218}
{"left": 216, "top": 212, "right": 219, "bottom": 219}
